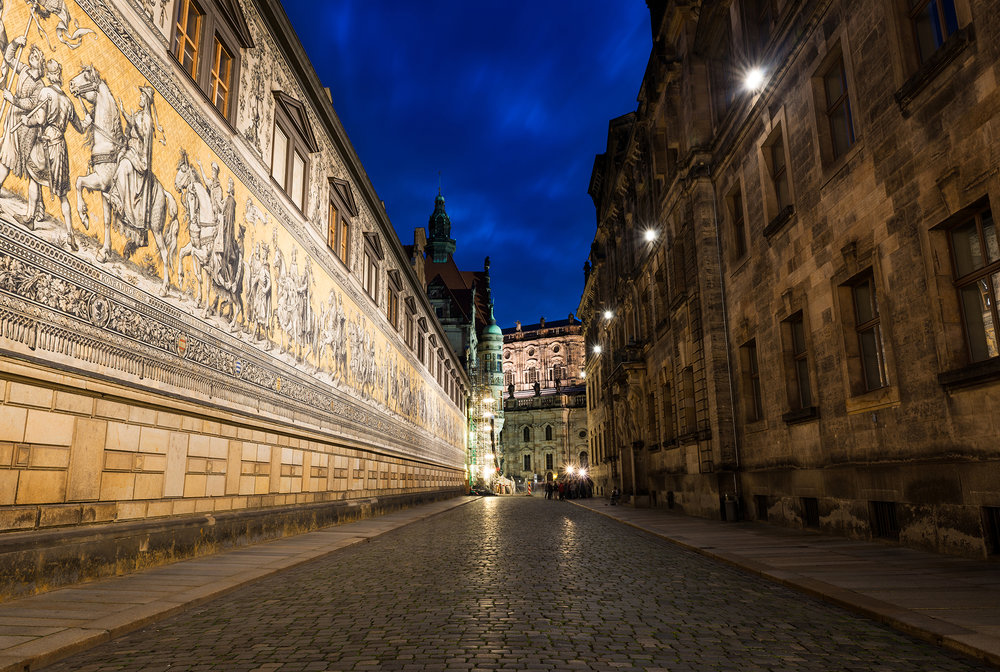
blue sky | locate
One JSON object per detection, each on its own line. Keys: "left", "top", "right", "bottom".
{"left": 281, "top": 1, "right": 651, "bottom": 328}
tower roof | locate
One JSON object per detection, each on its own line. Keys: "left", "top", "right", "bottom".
{"left": 426, "top": 191, "right": 456, "bottom": 262}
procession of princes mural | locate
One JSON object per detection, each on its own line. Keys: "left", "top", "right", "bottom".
{"left": 0, "top": 0, "right": 460, "bottom": 448}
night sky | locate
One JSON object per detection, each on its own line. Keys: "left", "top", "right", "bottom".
{"left": 280, "top": 1, "right": 651, "bottom": 329}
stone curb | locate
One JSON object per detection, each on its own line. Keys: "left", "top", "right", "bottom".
{"left": 571, "top": 500, "right": 1000, "bottom": 670}
{"left": 0, "top": 497, "right": 476, "bottom": 672}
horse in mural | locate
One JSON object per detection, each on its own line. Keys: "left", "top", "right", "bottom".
{"left": 69, "top": 65, "right": 179, "bottom": 296}
{"left": 173, "top": 151, "right": 244, "bottom": 325}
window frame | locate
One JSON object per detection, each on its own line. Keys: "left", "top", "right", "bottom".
{"left": 851, "top": 273, "right": 889, "bottom": 392}
{"left": 740, "top": 339, "right": 764, "bottom": 422}
{"left": 169, "top": 0, "right": 250, "bottom": 125}
{"left": 909, "top": 0, "right": 960, "bottom": 65}
{"left": 948, "top": 206, "right": 1000, "bottom": 363}
{"left": 822, "top": 56, "right": 856, "bottom": 161}
{"left": 270, "top": 92, "right": 317, "bottom": 215}
{"left": 782, "top": 311, "right": 814, "bottom": 412}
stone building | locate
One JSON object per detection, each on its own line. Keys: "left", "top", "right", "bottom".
{"left": 407, "top": 193, "right": 505, "bottom": 488}
{"left": 499, "top": 316, "right": 587, "bottom": 484}
{"left": 582, "top": 0, "right": 1000, "bottom": 557}
{"left": 0, "top": 0, "right": 469, "bottom": 596}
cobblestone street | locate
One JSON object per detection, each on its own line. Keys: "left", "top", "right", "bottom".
{"left": 39, "top": 498, "right": 995, "bottom": 672}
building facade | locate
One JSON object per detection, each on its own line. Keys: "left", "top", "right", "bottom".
{"left": 500, "top": 316, "right": 587, "bottom": 484}
{"left": 0, "top": 0, "right": 469, "bottom": 596}
{"left": 408, "top": 193, "right": 505, "bottom": 488}
{"left": 582, "top": 0, "right": 1000, "bottom": 557}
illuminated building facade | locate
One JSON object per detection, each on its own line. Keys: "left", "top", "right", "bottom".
{"left": 408, "top": 194, "right": 505, "bottom": 488}
{"left": 0, "top": 0, "right": 468, "bottom": 596}
{"left": 582, "top": 0, "right": 1000, "bottom": 557}
{"left": 500, "top": 316, "right": 588, "bottom": 484}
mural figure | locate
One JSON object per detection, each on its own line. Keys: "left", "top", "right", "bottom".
{"left": 0, "top": 37, "right": 43, "bottom": 223}
{"left": 33, "top": 0, "right": 95, "bottom": 50}
{"left": 273, "top": 246, "right": 314, "bottom": 362}
{"left": 175, "top": 148, "right": 215, "bottom": 306}
{"left": 72, "top": 82, "right": 178, "bottom": 294}
{"left": 317, "top": 288, "right": 346, "bottom": 380}
{"left": 246, "top": 240, "right": 272, "bottom": 347}
{"left": 205, "top": 176, "right": 245, "bottom": 330}
{"left": 70, "top": 64, "right": 123, "bottom": 256}
{"left": 6, "top": 58, "right": 86, "bottom": 249}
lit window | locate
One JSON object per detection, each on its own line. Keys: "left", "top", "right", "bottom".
{"left": 290, "top": 151, "right": 305, "bottom": 210}
{"left": 209, "top": 37, "right": 232, "bottom": 116}
{"left": 950, "top": 208, "right": 1000, "bottom": 362}
{"left": 173, "top": 0, "right": 203, "bottom": 78}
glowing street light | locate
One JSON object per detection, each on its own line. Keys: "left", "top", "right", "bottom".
{"left": 744, "top": 67, "right": 765, "bottom": 92}
{"left": 644, "top": 229, "right": 657, "bottom": 242}
{"left": 603, "top": 310, "right": 613, "bottom": 320}
{"left": 593, "top": 345, "right": 602, "bottom": 354}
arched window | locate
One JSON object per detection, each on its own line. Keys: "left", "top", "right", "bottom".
{"left": 579, "top": 451, "right": 588, "bottom": 468}
{"left": 545, "top": 425, "right": 553, "bottom": 441}
{"left": 523, "top": 426, "right": 531, "bottom": 442}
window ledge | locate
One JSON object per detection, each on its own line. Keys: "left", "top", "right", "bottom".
{"left": 938, "top": 357, "right": 1000, "bottom": 391}
{"left": 894, "top": 25, "right": 975, "bottom": 118}
{"left": 782, "top": 406, "right": 819, "bottom": 425}
{"left": 763, "top": 205, "right": 795, "bottom": 238}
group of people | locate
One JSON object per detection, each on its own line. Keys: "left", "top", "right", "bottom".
{"left": 543, "top": 476, "right": 593, "bottom": 500}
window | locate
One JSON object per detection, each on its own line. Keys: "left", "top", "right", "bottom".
{"left": 769, "top": 131, "right": 791, "bottom": 212}
{"left": 523, "top": 455, "right": 531, "bottom": 471}
{"left": 910, "top": 0, "right": 959, "bottom": 64}
{"left": 646, "top": 392, "right": 659, "bottom": 446}
{"left": 386, "top": 287, "right": 399, "bottom": 329}
{"left": 660, "top": 379, "right": 675, "bottom": 444}
{"left": 526, "top": 368, "right": 538, "bottom": 384}
{"left": 728, "top": 187, "right": 747, "bottom": 260}
{"left": 362, "top": 232, "right": 384, "bottom": 303}
{"left": 504, "top": 371, "right": 513, "bottom": 386}
{"left": 405, "top": 312, "right": 414, "bottom": 349}
{"left": 173, "top": 0, "right": 203, "bottom": 78}
{"left": 545, "top": 454, "right": 553, "bottom": 470}
{"left": 327, "top": 178, "right": 357, "bottom": 266}
{"left": 822, "top": 57, "right": 855, "bottom": 160}
{"left": 209, "top": 37, "right": 232, "bottom": 116}
{"left": 523, "top": 427, "right": 531, "bottom": 443}
{"left": 271, "top": 92, "right": 317, "bottom": 213}
{"left": 785, "top": 312, "right": 813, "bottom": 409}
{"left": 363, "top": 250, "right": 378, "bottom": 300}
{"left": 740, "top": 340, "right": 764, "bottom": 422}
{"left": 949, "top": 208, "right": 1000, "bottom": 362}
{"left": 170, "top": 0, "right": 250, "bottom": 123}
{"left": 743, "top": 0, "right": 774, "bottom": 59}
{"left": 851, "top": 274, "right": 888, "bottom": 391}
{"left": 417, "top": 326, "right": 426, "bottom": 365}
{"left": 545, "top": 426, "right": 553, "bottom": 441}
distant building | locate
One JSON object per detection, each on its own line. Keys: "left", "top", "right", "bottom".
{"left": 581, "top": 0, "right": 1000, "bottom": 558}
{"left": 408, "top": 193, "right": 505, "bottom": 487}
{"left": 500, "top": 316, "right": 587, "bottom": 484}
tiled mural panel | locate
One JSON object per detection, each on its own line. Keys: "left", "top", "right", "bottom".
{"left": 0, "top": 0, "right": 466, "bottom": 526}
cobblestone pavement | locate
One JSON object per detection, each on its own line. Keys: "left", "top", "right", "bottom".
{"left": 39, "top": 498, "right": 995, "bottom": 672}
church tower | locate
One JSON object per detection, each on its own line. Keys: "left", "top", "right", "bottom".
{"left": 425, "top": 190, "right": 457, "bottom": 262}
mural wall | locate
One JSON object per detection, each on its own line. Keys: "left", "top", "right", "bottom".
{"left": 0, "top": 0, "right": 467, "bottom": 525}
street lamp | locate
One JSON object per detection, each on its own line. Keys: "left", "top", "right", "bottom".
{"left": 744, "top": 67, "right": 765, "bottom": 92}
{"left": 644, "top": 229, "right": 657, "bottom": 242}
